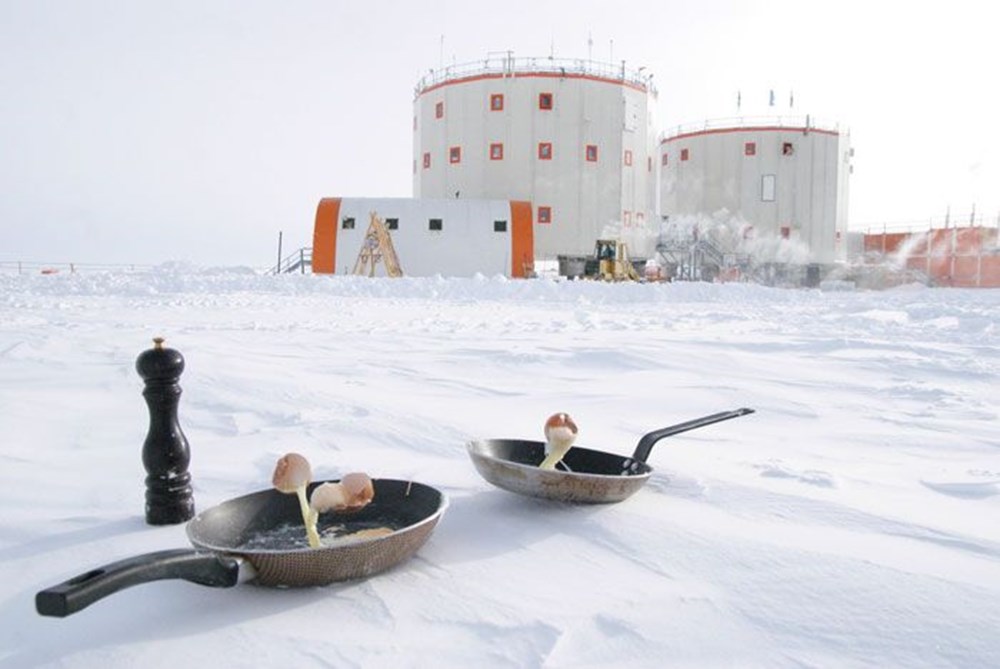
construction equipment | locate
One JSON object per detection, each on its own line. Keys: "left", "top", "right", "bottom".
{"left": 353, "top": 211, "right": 403, "bottom": 277}
{"left": 592, "top": 239, "right": 642, "bottom": 281}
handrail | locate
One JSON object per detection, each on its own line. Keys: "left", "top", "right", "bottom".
{"left": 660, "top": 114, "right": 842, "bottom": 140}
{"left": 0, "top": 261, "right": 151, "bottom": 274}
{"left": 414, "top": 54, "right": 657, "bottom": 97}
{"left": 271, "top": 247, "right": 312, "bottom": 275}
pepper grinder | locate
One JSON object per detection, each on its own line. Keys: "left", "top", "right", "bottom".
{"left": 136, "top": 337, "right": 195, "bottom": 525}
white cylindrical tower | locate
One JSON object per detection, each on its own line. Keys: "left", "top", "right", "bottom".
{"left": 659, "top": 115, "right": 852, "bottom": 264}
{"left": 413, "top": 55, "right": 658, "bottom": 259}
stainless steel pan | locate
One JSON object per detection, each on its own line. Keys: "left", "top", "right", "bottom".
{"left": 467, "top": 408, "right": 754, "bottom": 503}
{"left": 36, "top": 478, "right": 447, "bottom": 617}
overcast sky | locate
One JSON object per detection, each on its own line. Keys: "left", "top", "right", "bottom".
{"left": 1, "top": 0, "right": 996, "bottom": 266}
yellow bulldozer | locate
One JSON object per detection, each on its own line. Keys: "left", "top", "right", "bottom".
{"left": 592, "top": 239, "right": 642, "bottom": 281}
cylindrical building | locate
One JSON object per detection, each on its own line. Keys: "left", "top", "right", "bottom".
{"left": 413, "top": 54, "right": 658, "bottom": 258}
{"left": 659, "top": 117, "right": 852, "bottom": 264}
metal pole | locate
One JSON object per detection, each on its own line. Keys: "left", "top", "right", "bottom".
{"left": 276, "top": 231, "right": 283, "bottom": 274}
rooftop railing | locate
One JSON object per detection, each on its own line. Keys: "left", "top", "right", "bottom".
{"left": 661, "top": 115, "right": 843, "bottom": 140}
{"left": 414, "top": 54, "right": 657, "bottom": 97}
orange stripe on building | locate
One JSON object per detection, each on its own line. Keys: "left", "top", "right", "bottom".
{"left": 416, "top": 71, "right": 651, "bottom": 98}
{"left": 661, "top": 125, "right": 840, "bottom": 144}
{"left": 509, "top": 200, "right": 534, "bottom": 278}
{"left": 312, "top": 198, "right": 341, "bottom": 274}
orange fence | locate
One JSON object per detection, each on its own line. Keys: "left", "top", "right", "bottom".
{"left": 863, "top": 227, "right": 1000, "bottom": 287}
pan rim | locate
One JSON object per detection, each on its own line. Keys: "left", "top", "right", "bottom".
{"left": 186, "top": 478, "right": 449, "bottom": 556}
{"left": 466, "top": 439, "right": 652, "bottom": 481}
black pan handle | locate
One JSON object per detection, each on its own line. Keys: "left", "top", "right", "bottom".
{"left": 631, "top": 408, "right": 755, "bottom": 463}
{"left": 36, "top": 548, "right": 242, "bottom": 618}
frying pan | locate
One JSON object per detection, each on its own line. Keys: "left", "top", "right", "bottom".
{"left": 36, "top": 478, "right": 447, "bottom": 617}
{"left": 467, "top": 408, "right": 754, "bottom": 503}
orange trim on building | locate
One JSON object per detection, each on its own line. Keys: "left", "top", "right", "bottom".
{"left": 661, "top": 125, "right": 839, "bottom": 145}
{"left": 416, "top": 71, "right": 650, "bottom": 98}
{"left": 509, "top": 200, "right": 534, "bottom": 278}
{"left": 312, "top": 197, "right": 342, "bottom": 274}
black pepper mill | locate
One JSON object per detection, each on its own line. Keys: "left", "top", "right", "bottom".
{"left": 136, "top": 337, "right": 195, "bottom": 525}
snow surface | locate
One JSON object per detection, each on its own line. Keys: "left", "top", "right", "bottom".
{"left": 1, "top": 268, "right": 998, "bottom": 668}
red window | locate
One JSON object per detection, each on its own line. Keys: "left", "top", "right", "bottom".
{"left": 449, "top": 146, "right": 461, "bottom": 164}
{"left": 490, "top": 94, "right": 504, "bottom": 111}
{"left": 744, "top": 142, "right": 756, "bottom": 156}
{"left": 435, "top": 101, "right": 444, "bottom": 119}
{"left": 490, "top": 143, "right": 504, "bottom": 160}
{"left": 680, "top": 148, "right": 689, "bottom": 161}
{"left": 422, "top": 152, "right": 431, "bottom": 169}
{"left": 537, "top": 206, "right": 552, "bottom": 224}
{"left": 538, "top": 92, "right": 553, "bottom": 110}
{"left": 782, "top": 142, "right": 794, "bottom": 156}
{"left": 624, "top": 150, "right": 633, "bottom": 166}
{"left": 586, "top": 144, "right": 598, "bottom": 162}
{"left": 661, "top": 153, "right": 668, "bottom": 166}
{"left": 780, "top": 226, "right": 791, "bottom": 239}
{"left": 538, "top": 142, "right": 552, "bottom": 160}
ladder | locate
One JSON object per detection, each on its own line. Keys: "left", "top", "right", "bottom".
{"left": 353, "top": 211, "right": 403, "bottom": 277}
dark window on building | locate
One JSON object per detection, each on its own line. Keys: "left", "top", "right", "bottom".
{"left": 490, "top": 94, "right": 504, "bottom": 111}
{"left": 586, "top": 144, "right": 598, "bottom": 162}
{"left": 680, "top": 148, "right": 689, "bottom": 161}
{"left": 538, "top": 142, "right": 552, "bottom": 160}
{"left": 745, "top": 142, "right": 756, "bottom": 156}
{"left": 781, "top": 226, "right": 791, "bottom": 239}
{"left": 624, "top": 149, "right": 633, "bottom": 166}
{"left": 449, "top": 146, "right": 461, "bottom": 163}
{"left": 648, "top": 156, "right": 652, "bottom": 172}
{"left": 494, "top": 220, "right": 508, "bottom": 232}
{"left": 423, "top": 152, "right": 431, "bottom": 169}
{"left": 662, "top": 153, "right": 668, "bottom": 166}
{"left": 429, "top": 218, "right": 443, "bottom": 231}
{"left": 385, "top": 218, "right": 399, "bottom": 230}
{"left": 782, "top": 142, "right": 794, "bottom": 156}
{"left": 435, "top": 101, "right": 444, "bottom": 119}
{"left": 538, "top": 206, "right": 552, "bottom": 224}
{"left": 538, "top": 92, "right": 553, "bottom": 110}
{"left": 490, "top": 143, "right": 504, "bottom": 160}
{"left": 341, "top": 217, "right": 355, "bottom": 230}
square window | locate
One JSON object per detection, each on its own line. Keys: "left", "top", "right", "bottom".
{"left": 680, "top": 148, "right": 689, "bottom": 161}
{"left": 780, "top": 226, "right": 791, "bottom": 239}
{"left": 624, "top": 149, "right": 633, "bottom": 166}
{"left": 661, "top": 153, "right": 668, "bottom": 166}
{"left": 435, "top": 101, "right": 444, "bottom": 119}
{"left": 490, "top": 94, "right": 504, "bottom": 111}
{"left": 782, "top": 142, "right": 794, "bottom": 156}
{"left": 429, "top": 218, "right": 443, "bottom": 231}
{"left": 744, "top": 142, "right": 756, "bottom": 156}
{"left": 341, "top": 217, "right": 355, "bottom": 230}
{"left": 423, "top": 152, "right": 431, "bottom": 169}
{"left": 449, "top": 146, "right": 461, "bottom": 164}
{"left": 586, "top": 144, "right": 598, "bottom": 162}
{"left": 538, "top": 142, "right": 552, "bottom": 160}
{"left": 385, "top": 218, "right": 399, "bottom": 230}
{"left": 537, "top": 206, "right": 552, "bottom": 224}
{"left": 538, "top": 92, "right": 553, "bottom": 110}
{"left": 494, "top": 220, "right": 508, "bottom": 232}
{"left": 490, "top": 143, "right": 504, "bottom": 160}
